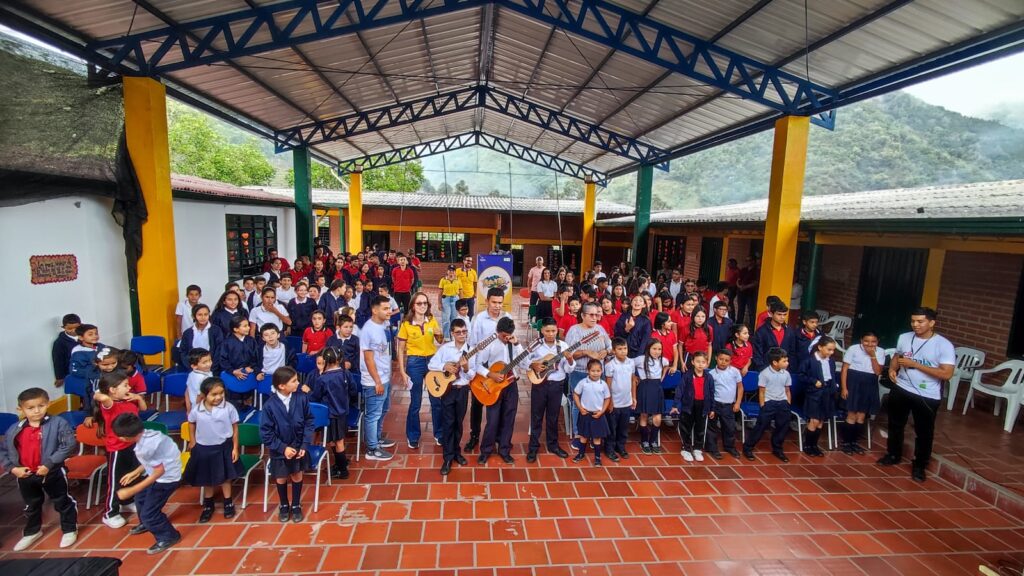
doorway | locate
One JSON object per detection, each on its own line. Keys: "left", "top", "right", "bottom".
{"left": 853, "top": 247, "right": 927, "bottom": 346}
{"left": 362, "top": 231, "right": 389, "bottom": 253}
{"left": 497, "top": 244, "right": 525, "bottom": 286}
{"left": 698, "top": 237, "right": 723, "bottom": 283}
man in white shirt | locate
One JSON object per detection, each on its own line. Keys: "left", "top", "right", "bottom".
{"left": 465, "top": 288, "right": 511, "bottom": 451}
{"left": 175, "top": 285, "right": 203, "bottom": 338}
{"left": 667, "top": 269, "right": 684, "bottom": 301}
{"left": 591, "top": 261, "right": 607, "bottom": 282}
{"left": 360, "top": 296, "right": 398, "bottom": 461}
{"left": 878, "top": 307, "right": 955, "bottom": 483}
{"left": 430, "top": 318, "right": 472, "bottom": 475}
{"left": 473, "top": 316, "right": 524, "bottom": 464}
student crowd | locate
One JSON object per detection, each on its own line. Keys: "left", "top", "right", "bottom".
{"left": 4, "top": 246, "right": 954, "bottom": 555}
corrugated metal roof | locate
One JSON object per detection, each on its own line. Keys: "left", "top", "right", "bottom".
{"left": 598, "top": 179, "right": 1024, "bottom": 226}
{"left": 9, "top": 0, "right": 1023, "bottom": 179}
{"left": 171, "top": 173, "right": 294, "bottom": 205}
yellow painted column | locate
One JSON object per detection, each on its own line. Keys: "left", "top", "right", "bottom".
{"left": 719, "top": 236, "right": 731, "bottom": 281}
{"left": 756, "top": 116, "right": 809, "bottom": 315}
{"left": 921, "top": 248, "right": 946, "bottom": 308}
{"left": 124, "top": 76, "right": 177, "bottom": 365}
{"left": 347, "top": 168, "right": 363, "bottom": 253}
{"left": 581, "top": 177, "right": 596, "bottom": 273}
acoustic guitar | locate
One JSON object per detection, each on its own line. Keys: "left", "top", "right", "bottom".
{"left": 424, "top": 334, "right": 497, "bottom": 398}
{"left": 526, "top": 331, "right": 601, "bottom": 385}
{"left": 469, "top": 339, "right": 541, "bottom": 406}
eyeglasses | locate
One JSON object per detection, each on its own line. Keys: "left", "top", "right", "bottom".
{"left": 414, "top": 301, "right": 429, "bottom": 306}
{"left": 451, "top": 329, "right": 468, "bottom": 335}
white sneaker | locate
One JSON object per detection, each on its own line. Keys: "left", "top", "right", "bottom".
{"left": 122, "top": 502, "right": 137, "bottom": 514}
{"left": 102, "top": 514, "right": 126, "bottom": 529}
{"left": 13, "top": 532, "right": 42, "bottom": 551}
{"left": 681, "top": 450, "right": 694, "bottom": 462}
{"left": 435, "top": 437, "right": 441, "bottom": 446}
{"left": 694, "top": 450, "right": 705, "bottom": 462}
{"left": 59, "top": 531, "right": 78, "bottom": 549}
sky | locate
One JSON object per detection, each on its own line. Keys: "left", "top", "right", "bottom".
{"left": 902, "top": 51, "right": 1024, "bottom": 117}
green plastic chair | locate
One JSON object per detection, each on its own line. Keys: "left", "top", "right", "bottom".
{"left": 142, "top": 421, "right": 169, "bottom": 435}
{"left": 237, "top": 423, "right": 265, "bottom": 508}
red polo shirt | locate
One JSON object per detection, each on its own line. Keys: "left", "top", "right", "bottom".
{"left": 771, "top": 324, "right": 786, "bottom": 346}
{"left": 651, "top": 329, "right": 677, "bottom": 364}
{"left": 693, "top": 374, "right": 706, "bottom": 401}
{"left": 557, "top": 313, "right": 578, "bottom": 336}
{"left": 728, "top": 342, "right": 753, "bottom": 370}
{"left": 683, "top": 326, "right": 712, "bottom": 355}
{"left": 15, "top": 425, "right": 42, "bottom": 470}
{"left": 101, "top": 400, "right": 140, "bottom": 452}
{"left": 391, "top": 267, "right": 415, "bottom": 293}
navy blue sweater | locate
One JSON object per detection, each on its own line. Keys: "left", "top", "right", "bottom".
{"left": 794, "top": 328, "right": 822, "bottom": 370}
{"left": 211, "top": 308, "right": 244, "bottom": 338}
{"left": 614, "top": 312, "right": 652, "bottom": 358}
{"left": 51, "top": 332, "right": 78, "bottom": 381}
{"left": 219, "top": 335, "right": 260, "bottom": 373}
{"left": 325, "top": 334, "right": 361, "bottom": 372}
{"left": 178, "top": 324, "right": 224, "bottom": 372}
{"left": 318, "top": 292, "right": 348, "bottom": 328}
{"left": 259, "top": 391, "right": 314, "bottom": 458}
{"left": 797, "top": 354, "right": 838, "bottom": 397}
{"left": 287, "top": 298, "right": 318, "bottom": 335}
{"left": 752, "top": 322, "right": 798, "bottom": 372}
{"left": 310, "top": 368, "right": 357, "bottom": 419}
{"left": 673, "top": 370, "right": 716, "bottom": 416}
{"left": 709, "top": 317, "right": 734, "bottom": 356}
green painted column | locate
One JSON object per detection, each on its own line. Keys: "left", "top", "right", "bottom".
{"left": 293, "top": 147, "right": 313, "bottom": 257}
{"left": 631, "top": 164, "right": 654, "bottom": 269}
{"left": 803, "top": 233, "right": 822, "bottom": 312}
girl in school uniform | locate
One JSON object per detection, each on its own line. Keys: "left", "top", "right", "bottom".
{"left": 598, "top": 296, "right": 620, "bottom": 337}
{"left": 840, "top": 332, "right": 885, "bottom": 454}
{"left": 650, "top": 312, "right": 680, "bottom": 376}
{"left": 211, "top": 290, "right": 245, "bottom": 337}
{"left": 681, "top": 308, "right": 713, "bottom": 370}
{"left": 609, "top": 284, "right": 627, "bottom": 314}
{"left": 557, "top": 298, "right": 582, "bottom": 340}
{"left": 798, "top": 335, "right": 838, "bottom": 457}
{"left": 260, "top": 366, "right": 314, "bottom": 523}
{"left": 726, "top": 324, "right": 753, "bottom": 376}
{"left": 311, "top": 347, "right": 355, "bottom": 479}
{"left": 670, "top": 351, "right": 716, "bottom": 462}
{"left": 219, "top": 316, "right": 261, "bottom": 409}
{"left": 302, "top": 310, "right": 332, "bottom": 355}
{"left": 535, "top": 268, "right": 558, "bottom": 321}
{"left": 634, "top": 339, "right": 670, "bottom": 454}
{"left": 572, "top": 359, "right": 612, "bottom": 467}
{"left": 179, "top": 304, "right": 224, "bottom": 373}
{"left": 286, "top": 283, "right": 317, "bottom": 337}
{"left": 92, "top": 369, "right": 147, "bottom": 529}
{"left": 182, "top": 377, "right": 245, "bottom": 522}
{"left": 615, "top": 294, "right": 652, "bottom": 359}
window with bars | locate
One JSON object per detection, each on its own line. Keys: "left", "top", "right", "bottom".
{"left": 226, "top": 214, "right": 277, "bottom": 279}
{"left": 415, "top": 231, "right": 468, "bottom": 262}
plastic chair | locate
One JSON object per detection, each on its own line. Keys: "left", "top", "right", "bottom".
{"left": 65, "top": 425, "right": 108, "bottom": 508}
{"left": 180, "top": 419, "right": 192, "bottom": 451}
{"left": 738, "top": 371, "right": 760, "bottom": 443}
{"left": 815, "top": 310, "right": 830, "bottom": 324}
{"left": 150, "top": 373, "right": 188, "bottom": 434}
{"left": 296, "top": 353, "right": 317, "bottom": 379}
{"left": 821, "top": 315, "right": 851, "bottom": 349}
{"left": 263, "top": 402, "right": 331, "bottom": 513}
{"left": 143, "top": 370, "right": 163, "bottom": 409}
{"left": 237, "top": 423, "right": 265, "bottom": 508}
{"left": 0, "top": 412, "right": 20, "bottom": 435}
{"left": 285, "top": 335, "right": 303, "bottom": 352}
{"left": 143, "top": 421, "right": 169, "bottom": 435}
{"left": 221, "top": 371, "right": 258, "bottom": 422}
{"left": 949, "top": 347, "right": 986, "bottom": 411}
{"left": 518, "top": 288, "right": 531, "bottom": 320}
{"left": 961, "top": 360, "right": 1024, "bottom": 433}
{"left": 131, "top": 335, "right": 167, "bottom": 371}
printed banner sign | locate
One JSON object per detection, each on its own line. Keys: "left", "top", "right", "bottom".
{"left": 30, "top": 254, "right": 78, "bottom": 285}
{"left": 476, "top": 254, "right": 513, "bottom": 313}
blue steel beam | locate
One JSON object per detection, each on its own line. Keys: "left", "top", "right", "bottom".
{"left": 85, "top": 0, "right": 837, "bottom": 117}
{"left": 336, "top": 132, "right": 608, "bottom": 185}
{"left": 277, "top": 85, "right": 669, "bottom": 168}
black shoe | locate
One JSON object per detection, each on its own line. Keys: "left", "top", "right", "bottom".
{"left": 572, "top": 451, "right": 586, "bottom": 462}
{"left": 727, "top": 448, "right": 740, "bottom": 459}
{"left": 743, "top": 449, "right": 755, "bottom": 461}
{"left": 606, "top": 451, "right": 620, "bottom": 462}
{"left": 464, "top": 436, "right": 479, "bottom": 451}
{"left": 128, "top": 524, "right": 149, "bottom": 536}
{"left": 526, "top": 451, "right": 537, "bottom": 463}
{"left": 198, "top": 506, "right": 215, "bottom": 524}
{"left": 500, "top": 454, "right": 515, "bottom": 464}
{"left": 773, "top": 451, "right": 789, "bottom": 463}
{"left": 840, "top": 443, "right": 855, "bottom": 455}
{"left": 278, "top": 505, "right": 290, "bottom": 522}
{"left": 641, "top": 443, "right": 652, "bottom": 454}
{"left": 455, "top": 455, "right": 468, "bottom": 466}
{"left": 552, "top": 447, "right": 569, "bottom": 458}
{"left": 440, "top": 460, "right": 452, "bottom": 475}
{"left": 146, "top": 534, "right": 180, "bottom": 555}
{"left": 851, "top": 444, "right": 867, "bottom": 455}
{"left": 876, "top": 454, "right": 900, "bottom": 466}
{"left": 594, "top": 456, "right": 602, "bottom": 467}
{"left": 478, "top": 453, "right": 489, "bottom": 465}
{"left": 617, "top": 449, "right": 629, "bottom": 459}
{"left": 408, "top": 440, "right": 420, "bottom": 450}
{"left": 711, "top": 452, "right": 723, "bottom": 460}
{"left": 911, "top": 467, "right": 927, "bottom": 483}
{"left": 223, "top": 502, "right": 236, "bottom": 519}
{"left": 291, "top": 506, "right": 304, "bottom": 523}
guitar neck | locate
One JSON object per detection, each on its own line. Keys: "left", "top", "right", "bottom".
{"left": 502, "top": 344, "right": 536, "bottom": 375}
{"left": 463, "top": 335, "right": 496, "bottom": 363}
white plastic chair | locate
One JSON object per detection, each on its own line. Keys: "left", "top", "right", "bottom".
{"left": 815, "top": 310, "right": 830, "bottom": 324}
{"left": 822, "top": 315, "right": 852, "bottom": 349}
{"left": 961, "top": 360, "right": 1024, "bottom": 433}
{"left": 948, "top": 347, "right": 986, "bottom": 411}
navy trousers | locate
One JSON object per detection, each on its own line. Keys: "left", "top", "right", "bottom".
{"left": 742, "top": 400, "right": 791, "bottom": 452}
{"left": 136, "top": 480, "right": 180, "bottom": 543}
{"left": 440, "top": 385, "right": 469, "bottom": 463}
{"left": 481, "top": 384, "right": 519, "bottom": 458}
{"left": 529, "top": 379, "right": 564, "bottom": 453}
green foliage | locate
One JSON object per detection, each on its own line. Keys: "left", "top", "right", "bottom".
{"left": 363, "top": 162, "right": 425, "bottom": 192}
{"left": 167, "top": 102, "right": 275, "bottom": 186}
{"left": 542, "top": 179, "right": 583, "bottom": 199}
{"left": 285, "top": 162, "right": 344, "bottom": 189}
{"left": 454, "top": 179, "right": 470, "bottom": 195}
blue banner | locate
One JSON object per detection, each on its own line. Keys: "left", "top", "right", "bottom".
{"left": 476, "top": 253, "right": 514, "bottom": 313}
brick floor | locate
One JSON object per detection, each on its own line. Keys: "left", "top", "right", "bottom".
{"left": 2, "top": 289, "right": 1023, "bottom": 574}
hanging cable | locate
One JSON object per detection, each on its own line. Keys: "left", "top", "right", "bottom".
{"left": 553, "top": 173, "right": 564, "bottom": 269}
{"left": 507, "top": 162, "right": 514, "bottom": 252}
{"left": 442, "top": 155, "right": 454, "bottom": 263}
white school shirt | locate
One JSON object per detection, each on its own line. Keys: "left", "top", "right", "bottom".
{"left": 427, "top": 342, "right": 472, "bottom": 387}
{"left": 843, "top": 344, "right": 886, "bottom": 374}
{"left": 190, "top": 323, "right": 212, "bottom": 351}
{"left": 189, "top": 401, "right": 240, "bottom": 446}
{"left": 134, "top": 430, "right": 181, "bottom": 483}
{"left": 574, "top": 376, "right": 611, "bottom": 412}
{"left": 528, "top": 340, "right": 576, "bottom": 382}
{"left": 275, "top": 390, "right": 292, "bottom": 411}
{"left": 186, "top": 369, "right": 213, "bottom": 407}
{"left": 536, "top": 280, "right": 558, "bottom": 299}
{"left": 359, "top": 319, "right": 391, "bottom": 387}
{"left": 668, "top": 281, "right": 683, "bottom": 300}
{"left": 815, "top": 352, "right": 834, "bottom": 383}
{"left": 789, "top": 282, "right": 803, "bottom": 310}
{"left": 893, "top": 332, "right": 955, "bottom": 400}
{"left": 473, "top": 338, "right": 525, "bottom": 380}
{"left": 249, "top": 303, "right": 289, "bottom": 331}
{"left": 470, "top": 311, "right": 510, "bottom": 346}
{"left": 262, "top": 343, "right": 286, "bottom": 375}
{"left": 709, "top": 366, "right": 742, "bottom": 404}
{"left": 605, "top": 357, "right": 635, "bottom": 408}
{"left": 633, "top": 356, "right": 669, "bottom": 380}
{"left": 276, "top": 286, "right": 296, "bottom": 305}
{"left": 176, "top": 300, "right": 199, "bottom": 333}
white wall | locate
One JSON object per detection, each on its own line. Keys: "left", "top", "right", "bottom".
{"left": 0, "top": 196, "right": 133, "bottom": 412}
{"left": 172, "top": 199, "right": 296, "bottom": 298}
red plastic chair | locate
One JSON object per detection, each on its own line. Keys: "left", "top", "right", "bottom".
{"left": 65, "top": 425, "right": 108, "bottom": 509}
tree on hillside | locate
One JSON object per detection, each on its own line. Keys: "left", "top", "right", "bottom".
{"left": 285, "top": 162, "right": 345, "bottom": 189}
{"left": 363, "top": 162, "right": 425, "bottom": 192}
{"left": 454, "top": 180, "right": 470, "bottom": 195}
{"left": 542, "top": 179, "right": 584, "bottom": 200}
{"left": 168, "top": 104, "right": 275, "bottom": 186}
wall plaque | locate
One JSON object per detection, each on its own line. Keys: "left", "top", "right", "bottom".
{"left": 30, "top": 254, "right": 78, "bottom": 285}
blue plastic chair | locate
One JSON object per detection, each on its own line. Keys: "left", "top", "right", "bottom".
{"left": 221, "top": 371, "right": 257, "bottom": 422}
{"left": 143, "top": 370, "right": 162, "bottom": 407}
{"left": 739, "top": 371, "right": 761, "bottom": 443}
{"left": 57, "top": 411, "right": 89, "bottom": 428}
{"left": 0, "top": 412, "right": 20, "bottom": 434}
{"left": 296, "top": 353, "right": 317, "bottom": 377}
{"left": 131, "top": 335, "right": 167, "bottom": 371}
{"left": 285, "top": 335, "right": 303, "bottom": 352}
{"left": 60, "top": 375, "right": 90, "bottom": 426}
{"left": 150, "top": 373, "right": 188, "bottom": 434}
{"left": 661, "top": 371, "right": 682, "bottom": 391}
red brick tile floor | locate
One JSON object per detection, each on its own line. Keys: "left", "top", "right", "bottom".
{"left": 2, "top": 289, "right": 1023, "bottom": 575}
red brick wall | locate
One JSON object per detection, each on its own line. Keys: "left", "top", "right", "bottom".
{"left": 727, "top": 238, "right": 751, "bottom": 264}
{"left": 683, "top": 236, "right": 702, "bottom": 281}
{"left": 328, "top": 213, "right": 342, "bottom": 254}
{"left": 936, "top": 251, "right": 1022, "bottom": 368}
{"left": 816, "top": 245, "right": 863, "bottom": 323}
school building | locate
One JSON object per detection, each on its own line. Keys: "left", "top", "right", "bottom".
{"left": 597, "top": 179, "right": 1024, "bottom": 371}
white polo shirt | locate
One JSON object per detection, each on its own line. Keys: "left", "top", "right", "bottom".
{"left": 249, "top": 303, "right": 289, "bottom": 331}
{"left": 605, "top": 357, "right": 635, "bottom": 408}
{"left": 573, "top": 376, "right": 610, "bottom": 412}
{"left": 843, "top": 344, "right": 886, "bottom": 374}
{"left": 709, "top": 366, "right": 742, "bottom": 403}
{"left": 893, "top": 332, "right": 955, "bottom": 400}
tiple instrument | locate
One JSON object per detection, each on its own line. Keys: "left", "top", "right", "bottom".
{"left": 526, "top": 331, "right": 601, "bottom": 385}
{"left": 469, "top": 339, "right": 540, "bottom": 406}
{"left": 425, "top": 334, "right": 497, "bottom": 398}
